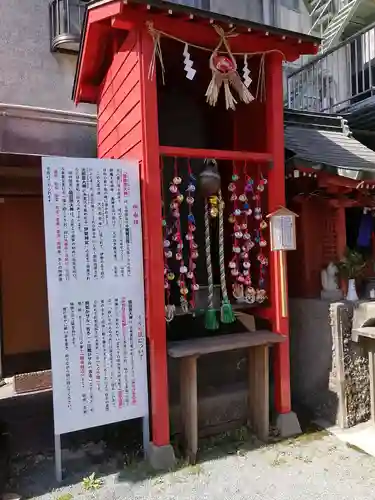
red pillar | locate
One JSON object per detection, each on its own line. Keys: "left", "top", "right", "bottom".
{"left": 266, "top": 52, "right": 292, "bottom": 415}
{"left": 139, "top": 28, "right": 170, "bottom": 446}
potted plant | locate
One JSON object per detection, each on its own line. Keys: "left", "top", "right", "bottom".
{"left": 337, "top": 248, "right": 366, "bottom": 301}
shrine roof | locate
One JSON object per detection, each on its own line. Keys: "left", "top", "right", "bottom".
{"left": 73, "top": 0, "right": 320, "bottom": 104}
{"left": 284, "top": 109, "right": 375, "bottom": 173}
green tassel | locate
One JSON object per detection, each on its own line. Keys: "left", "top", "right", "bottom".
{"left": 220, "top": 299, "right": 236, "bottom": 324}
{"left": 204, "top": 308, "right": 219, "bottom": 330}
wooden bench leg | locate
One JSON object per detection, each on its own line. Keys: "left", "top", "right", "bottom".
{"left": 180, "top": 355, "right": 198, "bottom": 463}
{"left": 248, "top": 345, "right": 269, "bottom": 441}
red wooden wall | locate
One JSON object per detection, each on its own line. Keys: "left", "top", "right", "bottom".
{"left": 288, "top": 198, "right": 346, "bottom": 298}
{"left": 97, "top": 31, "right": 143, "bottom": 160}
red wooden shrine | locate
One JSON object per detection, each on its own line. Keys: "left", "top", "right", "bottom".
{"left": 73, "top": 0, "right": 318, "bottom": 452}
{"left": 287, "top": 165, "right": 375, "bottom": 298}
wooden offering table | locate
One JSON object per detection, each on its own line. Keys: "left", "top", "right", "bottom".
{"left": 168, "top": 325, "right": 285, "bottom": 462}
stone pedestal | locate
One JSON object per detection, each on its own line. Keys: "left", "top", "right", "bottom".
{"left": 320, "top": 289, "right": 343, "bottom": 301}
{"left": 147, "top": 443, "right": 176, "bottom": 471}
{"left": 276, "top": 411, "right": 301, "bottom": 438}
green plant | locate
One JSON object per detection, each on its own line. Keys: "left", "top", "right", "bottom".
{"left": 82, "top": 472, "right": 103, "bottom": 491}
{"left": 336, "top": 247, "right": 366, "bottom": 280}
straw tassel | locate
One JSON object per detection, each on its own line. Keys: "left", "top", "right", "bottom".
{"left": 204, "top": 200, "right": 219, "bottom": 330}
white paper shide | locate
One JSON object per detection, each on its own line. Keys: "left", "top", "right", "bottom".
{"left": 42, "top": 157, "right": 148, "bottom": 435}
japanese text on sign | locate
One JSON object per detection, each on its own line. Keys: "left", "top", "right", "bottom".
{"left": 42, "top": 157, "right": 147, "bottom": 435}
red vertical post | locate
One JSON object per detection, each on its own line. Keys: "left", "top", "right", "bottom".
{"left": 138, "top": 27, "right": 170, "bottom": 447}
{"left": 265, "top": 52, "right": 292, "bottom": 415}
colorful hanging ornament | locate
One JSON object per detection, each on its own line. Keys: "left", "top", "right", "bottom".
{"left": 228, "top": 161, "right": 244, "bottom": 301}
{"left": 183, "top": 43, "right": 196, "bottom": 80}
{"left": 172, "top": 158, "right": 189, "bottom": 313}
{"left": 205, "top": 25, "right": 254, "bottom": 110}
{"left": 254, "top": 171, "right": 268, "bottom": 304}
{"left": 218, "top": 190, "right": 235, "bottom": 324}
{"left": 161, "top": 157, "right": 176, "bottom": 322}
{"left": 186, "top": 160, "right": 199, "bottom": 308}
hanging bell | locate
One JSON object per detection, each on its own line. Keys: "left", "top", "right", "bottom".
{"left": 260, "top": 220, "right": 268, "bottom": 230}
{"left": 173, "top": 176, "right": 182, "bottom": 185}
{"left": 199, "top": 158, "right": 221, "bottom": 197}
{"left": 176, "top": 194, "right": 184, "bottom": 203}
{"left": 169, "top": 184, "right": 178, "bottom": 194}
{"left": 186, "top": 196, "right": 194, "bottom": 205}
{"left": 232, "top": 174, "right": 239, "bottom": 181}
{"left": 239, "top": 194, "right": 248, "bottom": 202}
{"left": 180, "top": 265, "right": 188, "bottom": 274}
{"left": 228, "top": 215, "right": 235, "bottom": 223}
{"left": 192, "top": 283, "right": 200, "bottom": 291}
{"left": 167, "top": 272, "right": 175, "bottom": 281}
{"left": 187, "top": 271, "right": 194, "bottom": 279}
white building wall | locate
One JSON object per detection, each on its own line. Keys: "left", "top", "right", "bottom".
{"left": 0, "top": 0, "right": 96, "bottom": 157}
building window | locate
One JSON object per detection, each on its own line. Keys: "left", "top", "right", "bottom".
{"left": 281, "top": 0, "right": 299, "bottom": 11}
{"left": 167, "top": 0, "right": 210, "bottom": 9}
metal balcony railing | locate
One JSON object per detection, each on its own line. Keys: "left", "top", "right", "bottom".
{"left": 49, "top": 0, "right": 88, "bottom": 53}
{"left": 287, "top": 19, "right": 375, "bottom": 113}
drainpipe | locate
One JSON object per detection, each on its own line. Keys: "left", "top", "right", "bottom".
{"left": 0, "top": 103, "right": 97, "bottom": 127}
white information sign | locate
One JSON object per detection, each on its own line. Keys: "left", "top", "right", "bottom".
{"left": 271, "top": 214, "right": 296, "bottom": 251}
{"left": 42, "top": 157, "right": 148, "bottom": 436}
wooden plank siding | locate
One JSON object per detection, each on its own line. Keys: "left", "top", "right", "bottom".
{"left": 97, "top": 31, "right": 143, "bottom": 160}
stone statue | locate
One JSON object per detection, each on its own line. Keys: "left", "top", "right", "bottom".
{"left": 321, "top": 262, "right": 343, "bottom": 300}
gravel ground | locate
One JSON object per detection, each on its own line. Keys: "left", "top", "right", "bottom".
{"left": 7, "top": 428, "right": 375, "bottom": 500}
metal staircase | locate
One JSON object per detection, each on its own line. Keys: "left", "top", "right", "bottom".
{"left": 308, "top": 0, "right": 364, "bottom": 52}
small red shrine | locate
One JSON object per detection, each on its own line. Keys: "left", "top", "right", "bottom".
{"left": 73, "top": 0, "right": 319, "bottom": 460}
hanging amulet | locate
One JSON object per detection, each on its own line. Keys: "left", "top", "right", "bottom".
{"left": 173, "top": 176, "right": 182, "bottom": 185}
{"left": 257, "top": 184, "right": 265, "bottom": 192}
{"left": 230, "top": 194, "right": 238, "bottom": 202}
{"left": 232, "top": 174, "right": 239, "bottom": 181}
{"left": 187, "top": 271, "right": 194, "bottom": 279}
{"left": 176, "top": 252, "right": 183, "bottom": 261}
{"left": 164, "top": 250, "right": 172, "bottom": 259}
{"left": 234, "top": 231, "right": 243, "bottom": 239}
{"left": 239, "top": 194, "right": 247, "bottom": 202}
{"left": 243, "top": 232, "right": 251, "bottom": 241}
{"left": 176, "top": 194, "right": 184, "bottom": 204}
{"left": 164, "top": 240, "right": 171, "bottom": 248}
{"left": 186, "top": 233, "right": 194, "bottom": 241}
{"left": 233, "top": 245, "right": 241, "bottom": 254}
{"left": 231, "top": 269, "right": 239, "bottom": 277}
{"left": 210, "top": 207, "right": 219, "bottom": 218}
{"left": 180, "top": 265, "right": 188, "bottom": 274}
{"left": 172, "top": 209, "right": 180, "bottom": 218}
{"left": 259, "top": 238, "right": 267, "bottom": 248}
{"left": 228, "top": 215, "right": 235, "bottom": 223}
{"left": 228, "top": 183, "right": 237, "bottom": 192}
{"left": 260, "top": 220, "right": 268, "bottom": 230}
{"left": 241, "top": 223, "right": 248, "bottom": 231}
{"left": 186, "top": 196, "right": 194, "bottom": 205}
{"left": 243, "top": 261, "right": 251, "bottom": 269}
{"left": 186, "top": 183, "right": 196, "bottom": 193}
{"left": 167, "top": 272, "right": 175, "bottom": 281}
{"left": 192, "top": 283, "right": 200, "bottom": 291}
{"left": 229, "top": 261, "right": 237, "bottom": 269}
{"left": 192, "top": 251, "right": 199, "bottom": 260}
{"left": 180, "top": 286, "right": 189, "bottom": 295}
{"left": 234, "top": 209, "right": 241, "bottom": 216}
{"left": 169, "top": 184, "right": 178, "bottom": 194}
